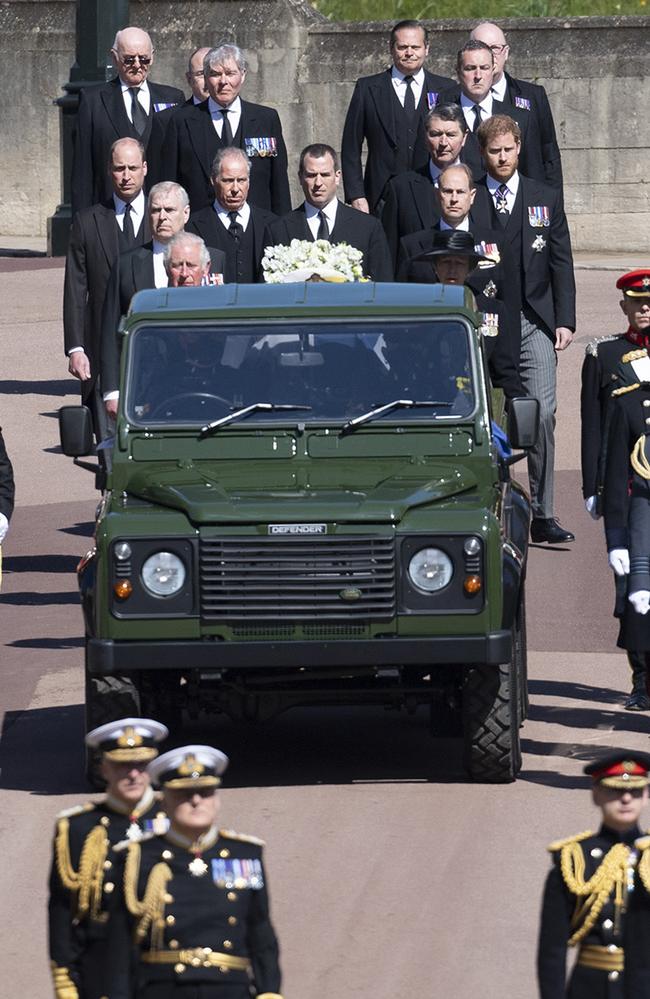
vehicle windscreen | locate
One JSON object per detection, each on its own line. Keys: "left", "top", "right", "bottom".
{"left": 124, "top": 320, "right": 476, "bottom": 426}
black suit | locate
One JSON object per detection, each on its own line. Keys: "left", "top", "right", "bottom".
{"left": 381, "top": 166, "right": 440, "bottom": 271}
{"left": 437, "top": 89, "right": 546, "bottom": 185}
{"left": 501, "top": 73, "right": 562, "bottom": 190}
{"left": 471, "top": 174, "right": 575, "bottom": 336}
{"left": 100, "top": 241, "right": 227, "bottom": 395}
{"left": 187, "top": 203, "right": 276, "bottom": 283}
{"left": 0, "top": 428, "right": 15, "bottom": 524}
{"left": 71, "top": 78, "right": 185, "bottom": 215}
{"left": 63, "top": 199, "right": 147, "bottom": 412}
{"left": 146, "top": 96, "right": 193, "bottom": 186}
{"left": 160, "top": 99, "right": 291, "bottom": 215}
{"left": 341, "top": 68, "right": 454, "bottom": 212}
{"left": 263, "top": 202, "right": 394, "bottom": 283}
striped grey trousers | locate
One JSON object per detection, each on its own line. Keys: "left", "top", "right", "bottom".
{"left": 519, "top": 312, "right": 557, "bottom": 519}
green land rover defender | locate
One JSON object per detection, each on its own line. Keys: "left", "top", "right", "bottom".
{"left": 60, "top": 282, "right": 538, "bottom": 783}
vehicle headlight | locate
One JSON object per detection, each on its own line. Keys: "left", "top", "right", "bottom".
{"left": 408, "top": 548, "right": 453, "bottom": 593}
{"left": 141, "top": 551, "right": 186, "bottom": 596}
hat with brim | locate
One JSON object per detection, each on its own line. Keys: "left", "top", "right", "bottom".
{"left": 584, "top": 751, "right": 650, "bottom": 789}
{"left": 148, "top": 744, "right": 229, "bottom": 789}
{"left": 616, "top": 269, "right": 650, "bottom": 298}
{"left": 413, "top": 229, "right": 488, "bottom": 271}
{"left": 85, "top": 717, "right": 169, "bottom": 763}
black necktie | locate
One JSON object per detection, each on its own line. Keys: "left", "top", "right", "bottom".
{"left": 122, "top": 202, "right": 136, "bottom": 246}
{"left": 316, "top": 210, "right": 329, "bottom": 241}
{"left": 221, "top": 108, "right": 233, "bottom": 145}
{"left": 472, "top": 104, "right": 482, "bottom": 133}
{"left": 403, "top": 75, "right": 416, "bottom": 115}
{"left": 129, "top": 87, "right": 147, "bottom": 136}
{"left": 228, "top": 210, "right": 243, "bottom": 239}
{"left": 495, "top": 183, "right": 510, "bottom": 227}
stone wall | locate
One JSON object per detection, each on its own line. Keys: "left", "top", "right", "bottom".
{"left": 1, "top": 1, "right": 649, "bottom": 250}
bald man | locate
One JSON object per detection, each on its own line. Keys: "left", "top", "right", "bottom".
{"left": 147, "top": 47, "right": 212, "bottom": 188}
{"left": 72, "top": 25, "right": 184, "bottom": 214}
{"left": 469, "top": 21, "right": 562, "bottom": 189}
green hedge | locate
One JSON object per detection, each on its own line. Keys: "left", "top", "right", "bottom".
{"left": 311, "top": 0, "right": 648, "bottom": 20}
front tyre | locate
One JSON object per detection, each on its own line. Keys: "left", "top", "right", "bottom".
{"left": 462, "top": 653, "right": 521, "bottom": 783}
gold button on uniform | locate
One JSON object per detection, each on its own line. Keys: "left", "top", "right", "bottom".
{"left": 164, "top": 893, "right": 174, "bottom": 903}
{"left": 174, "top": 964, "right": 185, "bottom": 975}
{"left": 227, "top": 891, "right": 237, "bottom": 901}
{"left": 162, "top": 850, "right": 173, "bottom": 860}
{"left": 104, "top": 882, "right": 114, "bottom": 893}
{"left": 609, "top": 971, "right": 619, "bottom": 982}
{"left": 220, "top": 848, "right": 230, "bottom": 858}
{"left": 166, "top": 915, "right": 175, "bottom": 926}
{"left": 223, "top": 940, "right": 233, "bottom": 950}
{"left": 228, "top": 916, "right": 237, "bottom": 926}
{"left": 103, "top": 860, "right": 112, "bottom": 870}
{"left": 169, "top": 940, "right": 179, "bottom": 949}
{"left": 644, "top": 400, "right": 650, "bottom": 408}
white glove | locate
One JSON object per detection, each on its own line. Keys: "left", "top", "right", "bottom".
{"left": 629, "top": 590, "right": 650, "bottom": 615}
{"left": 585, "top": 495, "right": 600, "bottom": 520}
{"left": 0, "top": 512, "right": 7, "bottom": 544}
{"left": 608, "top": 549, "right": 630, "bottom": 576}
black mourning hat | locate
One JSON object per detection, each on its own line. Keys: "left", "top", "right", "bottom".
{"left": 413, "top": 229, "right": 488, "bottom": 270}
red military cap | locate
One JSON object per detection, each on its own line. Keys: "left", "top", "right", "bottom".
{"left": 616, "top": 269, "right": 650, "bottom": 297}
{"left": 584, "top": 751, "right": 650, "bottom": 789}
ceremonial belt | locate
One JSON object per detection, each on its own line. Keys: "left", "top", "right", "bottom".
{"left": 577, "top": 944, "right": 624, "bottom": 972}
{"left": 142, "top": 948, "right": 251, "bottom": 972}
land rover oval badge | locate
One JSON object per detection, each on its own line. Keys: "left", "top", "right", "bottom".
{"left": 339, "top": 587, "right": 362, "bottom": 601}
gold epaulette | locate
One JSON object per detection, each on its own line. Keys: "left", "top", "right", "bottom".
{"left": 622, "top": 348, "right": 649, "bottom": 363}
{"left": 611, "top": 382, "right": 640, "bottom": 398}
{"left": 585, "top": 334, "right": 622, "bottom": 357}
{"left": 635, "top": 834, "right": 650, "bottom": 851}
{"left": 55, "top": 802, "right": 96, "bottom": 820}
{"left": 220, "top": 828, "right": 266, "bottom": 847}
{"left": 547, "top": 829, "right": 593, "bottom": 852}
{"left": 54, "top": 816, "right": 110, "bottom": 922}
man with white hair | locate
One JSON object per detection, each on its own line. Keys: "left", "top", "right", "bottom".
{"left": 161, "top": 43, "right": 291, "bottom": 215}
{"left": 72, "top": 25, "right": 184, "bottom": 214}
{"left": 164, "top": 232, "right": 212, "bottom": 286}
{"left": 469, "top": 21, "right": 562, "bottom": 188}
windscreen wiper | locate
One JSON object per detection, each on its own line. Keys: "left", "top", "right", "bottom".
{"left": 200, "top": 403, "right": 312, "bottom": 438}
{"left": 339, "top": 399, "right": 451, "bottom": 437}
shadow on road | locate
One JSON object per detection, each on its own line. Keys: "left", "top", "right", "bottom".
{"left": 0, "top": 705, "right": 87, "bottom": 794}
{"left": 519, "top": 770, "right": 588, "bottom": 789}
{"left": 6, "top": 637, "right": 83, "bottom": 649}
{"left": 2, "top": 554, "right": 78, "bottom": 574}
{"left": 0, "top": 591, "right": 79, "bottom": 605}
{"left": 527, "top": 702, "right": 650, "bottom": 734}
{"left": 528, "top": 678, "right": 624, "bottom": 705}
{"left": 0, "top": 379, "right": 75, "bottom": 396}
{"left": 59, "top": 522, "right": 95, "bottom": 537}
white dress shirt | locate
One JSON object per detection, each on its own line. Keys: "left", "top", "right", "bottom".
{"left": 120, "top": 80, "right": 151, "bottom": 121}
{"left": 113, "top": 190, "right": 146, "bottom": 237}
{"left": 391, "top": 67, "right": 425, "bottom": 108}
{"left": 460, "top": 91, "right": 494, "bottom": 132}
{"left": 214, "top": 200, "right": 251, "bottom": 232}
{"left": 439, "top": 216, "right": 470, "bottom": 232}
{"left": 486, "top": 170, "right": 520, "bottom": 214}
{"left": 304, "top": 198, "right": 339, "bottom": 240}
{"left": 152, "top": 239, "right": 169, "bottom": 288}
{"left": 491, "top": 74, "right": 507, "bottom": 102}
{"left": 209, "top": 96, "right": 242, "bottom": 138}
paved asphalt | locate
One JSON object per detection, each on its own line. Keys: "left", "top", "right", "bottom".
{"left": 0, "top": 261, "right": 648, "bottom": 999}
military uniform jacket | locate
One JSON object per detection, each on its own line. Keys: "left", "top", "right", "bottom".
{"left": 581, "top": 334, "right": 648, "bottom": 501}
{"left": 111, "top": 827, "right": 282, "bottom": 998}
{"left": 537, "top": 825, "right": 650, "bottom": 999}
{"left": 48, "top": 787, "right": 166, "bottom": 999}
{"left": 603, "top": 383, "right": 650, "bottom": 551}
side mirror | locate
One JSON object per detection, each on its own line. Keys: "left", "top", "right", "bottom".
{"left": 507, "top": 397, "right": 540, "bottom": 451}
{"left": 59, "top": 405, "right": 94, "bottom": 456}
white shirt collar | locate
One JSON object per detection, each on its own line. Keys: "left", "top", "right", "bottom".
{"left": 113, "top": 189, "right": 145, "bottom": 216}
{"left": 305, "top": 198, "right": 339, "bottom": 225}
{"left": 491, "top": 75, "right": 507, "bottom": 102}
{"left": 486, "top": 170, "right": 520, "bottom": 199}
{"left": 119, "top": 79, "right": 150, "bottom": 96}
{"left": 391, "top": 66, "right": 425, "bottom": 85}
{"left": 208, "top": 95, "right": 242, "bottom": 115}
{"left": 214, "top": 199, "right": 251, "bottom": 229}
{"left": 440, "top": 216, "right": 470, "bottom": 232}
{"left": 460, "top": 91, "right": 493, "bottom": 115}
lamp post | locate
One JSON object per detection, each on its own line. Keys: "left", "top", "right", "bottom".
{"left": 47, "top": 0, "right": 128, "bottom": 256}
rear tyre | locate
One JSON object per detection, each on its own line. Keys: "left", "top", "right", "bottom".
{"left": 84, "top": 661, "right": 141, "bottom": 787}
{"left": 462, "top": 651, "right": 521, "bottom": 783}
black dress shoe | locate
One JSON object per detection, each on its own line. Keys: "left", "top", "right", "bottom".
{"left": 530, "top": 518, "right": 575, "bottom": 544}
{"left": 624, "top": 689, "right": 650, "bottom": 711}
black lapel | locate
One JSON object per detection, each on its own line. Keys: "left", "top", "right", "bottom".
{"left": 94, "top": 200, "right": 119, "bottom": 269}
{"left": 368, "top": 71, "right": 398, "bottom": 146}
{"left": 186, "top": 103, "right": 219, "bottom": 183}
{"left": 101, "top": 78, "right": 135, "bottom": 138}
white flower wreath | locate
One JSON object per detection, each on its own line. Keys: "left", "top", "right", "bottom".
{"left": 261, "top": 239, "right": 366, "bottom": 283}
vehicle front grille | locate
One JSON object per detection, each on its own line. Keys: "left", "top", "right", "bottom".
{"left": 200, "top": 536, "right": 396, "bottom": 621}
